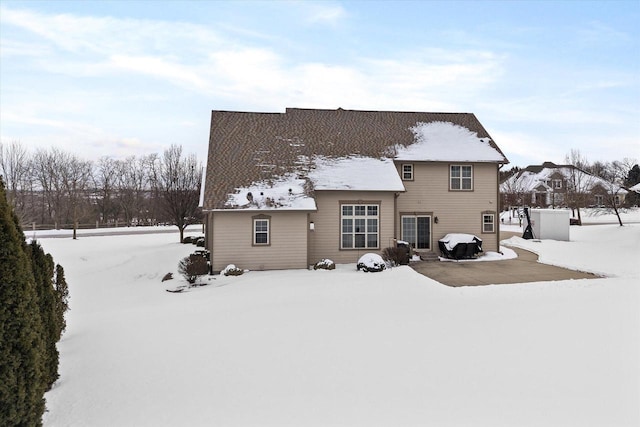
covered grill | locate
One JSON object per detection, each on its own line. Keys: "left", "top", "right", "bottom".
{"left": 438, "top": 234, "right": 483, "bottom": 260}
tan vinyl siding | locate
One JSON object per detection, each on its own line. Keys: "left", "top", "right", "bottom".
{"left": 205, "top": 212, "right": 214, "bottom": 252}
{"left": 211, "top": 210, "right": 308, "bottom": 272}
{"left": 396, "top": 162, "right": 500, "bottom": 252}
{"left": 308, "top": 191, "right": 397, "bottom": 265}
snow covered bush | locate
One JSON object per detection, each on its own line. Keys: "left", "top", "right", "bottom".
{"left": 357, "top": 253, "right": 386, "bottom": 272}
{"left": 313, "top": 259, "right": 335, "bottom": 270}
{"left": 178, "top": 254, "right": 208, "bottom": 284}
{"left": 222, "top": 264, "right": 244, "bottom": 276}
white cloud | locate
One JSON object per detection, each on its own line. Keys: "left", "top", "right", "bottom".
{"left": 1, "top": 4, "right": 637, "bottom": 166}
{"left": 108, "top": 54, "right": 214, "bottom": 92}
{"left": 489, "top": 130, "right": 555, "bottom": 166}
{"left": 0, "top": 5, "right": 511, "bottom": 161}
{"left": 297, "top": 1, "right": 347, "bottom": 25}
{"left": 0, "top": 38, "right": 51, "bottom": 58}
{"left": 0, "top": 6, "right": 223, "bottom": 57}
{"left": 576, "top": 20, "right": 633, "bottom": 45}
{"left": 364, "top": 50, "right": 503, "bottom": 90}
{"left": 1, "top": 5, "right": 503, "bottom": 108}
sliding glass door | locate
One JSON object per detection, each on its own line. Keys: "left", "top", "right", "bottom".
{"left": 401, "top": 215, "right": 431, "bottom": 249}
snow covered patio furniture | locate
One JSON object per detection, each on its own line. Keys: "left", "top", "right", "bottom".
{"left": 438, "top": 233, "right": 483, "bottom": 260}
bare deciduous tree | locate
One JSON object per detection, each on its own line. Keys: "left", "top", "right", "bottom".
{"left": 59, "top": 154, "right": 92, "bottom": 239}
{"left": 1, "top": 144, "right": 208, "bottom": 233}
{"left": 33, "top": 148, "right": 66, "bottom": 227}
{"left": 601, "top": 158, "right": 636, "bottom": 226}
{"left": 499, "top": 172, "right": 531, "bottom": 225}
{"left": 564, "top": 149, "right": 596, "bottom": 224}
{"left": 150, "top": 145, "right": 202, "bottom": 242}
{"left": 0, "top": 141, "right": 31, "bottom": 220}
{"left": 93, "top": 156, "right": 120, "bottom": 225}
{"left": 116, "top": 156, "right": 151, "bottom": 226}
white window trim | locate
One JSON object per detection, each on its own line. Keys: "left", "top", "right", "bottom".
{"left": 401, "top": 164, "right": 414, "bottom": 181}
{"left": 341, "top": 203, "right": 379, "bottom": 249}
{"left": 450, "top": 165, "right": 473, "bottom": 191}
{"left": 253, "top": 217, "right": 270, "bottom": 246}
{"left": 482, "top": 212, "right": 495, "bottom": 234}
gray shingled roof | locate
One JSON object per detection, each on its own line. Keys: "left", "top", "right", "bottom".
{"left": 203, "top": 108, "right": 508, "bottom": 210}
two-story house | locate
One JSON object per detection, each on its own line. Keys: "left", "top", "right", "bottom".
{"left": 500, "top": 162, "right": 627, "bottom": 208}
{"left": 201, "top": 108, "right": 509, "bottom": 272}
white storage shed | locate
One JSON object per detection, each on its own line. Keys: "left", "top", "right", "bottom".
{"left": 525, "top": 209, "right": 570, "bottom": 241}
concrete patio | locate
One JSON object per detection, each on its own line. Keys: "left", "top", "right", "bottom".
{"left": 411, "top": 232, "right": 600, "bottom": 287}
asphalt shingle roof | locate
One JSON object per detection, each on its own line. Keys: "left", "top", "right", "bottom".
{"left": 203, "top": 108, "right": 508, "bottom": 210}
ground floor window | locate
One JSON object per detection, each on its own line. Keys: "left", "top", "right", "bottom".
{"left": 482, "top": 212, "right": 495, "bottom": 233}
{"left": 252, "top": 216, "right": 270, "bottom": 245}
{"left": 341, "top": 204, "right": 379, "bottom": 249}
{"left": 551, "top": 192, "right": 565, "bottom": 206}
{"left": 401, "top": 215, "right": 431, "bottom": 249}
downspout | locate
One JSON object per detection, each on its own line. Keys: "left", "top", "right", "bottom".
{"left": 307, "top": 212, "right": 311, "bottom": 269}
{"left": 498, "top": 163, "right": 504, "bottom": 251}
{"left": 394, "top": 192, "right": 399, "bottom": 242}
{"left": 203, "top": 211, "right": 214, "bottom": 272}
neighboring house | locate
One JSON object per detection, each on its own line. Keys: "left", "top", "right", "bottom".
{"left": 500, "top": 162, "right": 627, "bottom": 208}
{"left": 201, "top": 108, "right": 509, "bottom": 271}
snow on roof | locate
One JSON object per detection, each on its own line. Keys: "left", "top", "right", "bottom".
{"left": 223, "top": 156, "right": 405, "bottom": 210}
{"left": 501, "top": 170, "right": 544, "bottom": 192}
{"left": 630, "top": 182, "right": 640, "bottom": 193}
{"left": 220, "top": 120, "right": 507, "bottom": 210}
{"left": 224, "top": 173, "right": 317, "bottom": 211}
{"left": 395, "top": 121, "right": 505, "bottom": 162}
{"left": 501, "top": 166, "right": 627, "bottom": 194}
{"left": 502, "top": 168, "right": 554, "bottom": 192}
{"left": 308, "top": 156, "right": 405, "bottom": 192}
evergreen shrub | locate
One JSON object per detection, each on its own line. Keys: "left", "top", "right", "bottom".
{"left": 178, "top": 254, "right": 208, "bottom": 284}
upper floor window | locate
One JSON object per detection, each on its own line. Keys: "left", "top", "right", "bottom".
{"left": 253, "top": 216, "right": 270, "bottom": 245}
{"left": 450, "top": 165, "right": 473, "bottom": 190}
{"left": 402, "top": 164, "right": 414, "bottom": 181}
{"left": 341, "top": 204, "right": 379, "bottom": 249}
{"left": 553, "top": 179, "right": 562, "bottom": 189}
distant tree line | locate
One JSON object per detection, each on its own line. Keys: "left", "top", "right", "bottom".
{"left": 0, "top": 142, "right": 202, "bottom": 242}
{"left": 1, "top": 176, "right": 70, "bottom": 426}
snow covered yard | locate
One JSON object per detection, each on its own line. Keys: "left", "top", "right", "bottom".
{"left": 500, "top": 206, "right": 640, "bottom": 225}
{"left": 39, "top": 226, "right": 639, "bottom": 427}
